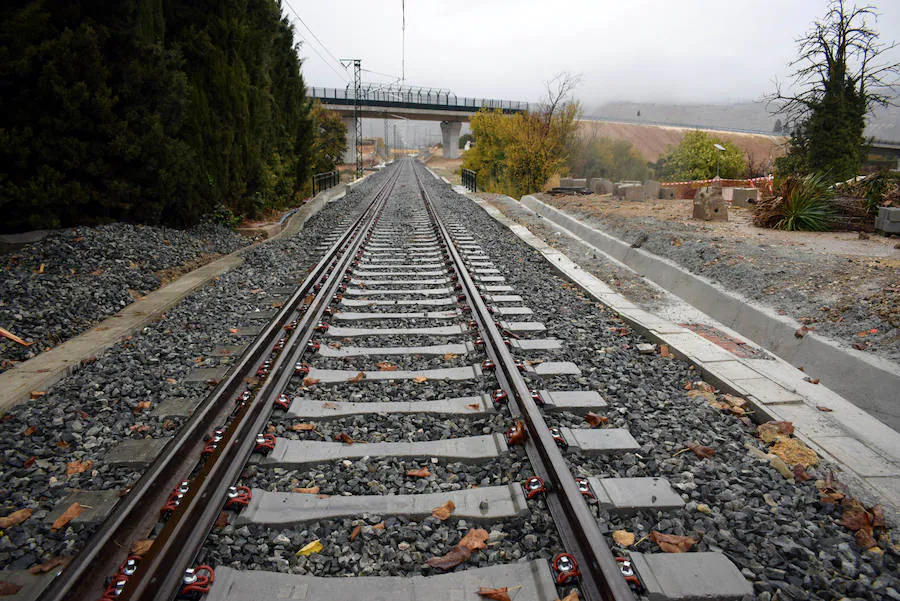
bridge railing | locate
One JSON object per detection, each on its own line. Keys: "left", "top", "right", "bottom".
{"left": 309, "top": 87, "right": 529, "bottom": 114}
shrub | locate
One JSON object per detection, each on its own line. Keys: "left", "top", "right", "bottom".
{"left": 755, "top": 173, "right": 834, "bottom": 231}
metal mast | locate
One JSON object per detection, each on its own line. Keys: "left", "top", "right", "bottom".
{"left": 341, "top": 58, "right": 363, "bottom": 178}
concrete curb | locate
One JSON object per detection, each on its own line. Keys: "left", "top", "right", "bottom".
{"left": 453, "top": 186, "right": 899, "bottom": 523}
{"left": 0, "top": 181, "right": 353, "bottom": 414}
{"left": 519, "top": 194, "right": 900, "bottom": 430}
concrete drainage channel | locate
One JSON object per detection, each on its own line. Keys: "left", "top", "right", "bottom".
{"left": 518, "top": 194, "right": 900, "bottom": 430}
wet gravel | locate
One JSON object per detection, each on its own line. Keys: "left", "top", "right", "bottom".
{"left": 0, "top": 175, "right": 383, "bottom": 571}
{"left": 423, "top": 164, "right": 899, "bottom": 600}
{"left": 0, "top": 222, "right": 254, "bottom": 371}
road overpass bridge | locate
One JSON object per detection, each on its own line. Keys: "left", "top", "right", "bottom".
{"left": 309, "top": 86, "right": 529, "bottom": 161}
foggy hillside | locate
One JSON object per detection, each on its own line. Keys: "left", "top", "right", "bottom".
{"left": 590, "top": 101, "right": 900, "bottom": 140}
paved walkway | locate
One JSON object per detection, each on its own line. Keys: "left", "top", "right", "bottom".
{"left": 460, "top": 186, "right": 900, "bottom": 525}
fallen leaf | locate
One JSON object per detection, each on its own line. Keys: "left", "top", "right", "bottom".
{"left": 685, "top": 442, "right": 716, "bottom": 459}
{"left": 432, "top": 500, "right": 456, "bottom": 520}
{"left": 291, "top": 423, "right": 316, "bottom": 431}
{"left": 426, "top": 529, "right": 489, "bottom": 570}
{"left": 0, "top": 508, "right": 33, "bottom": 528}
{"left": 348, "top": 372, "right": 365, "bottom": 383}
{"left": 659, "top": 344, "right": 672, "bottom": 358}
{"left": 166, "top": 377, "right": 178, "bottom": 384}
{"left": 51, "top": 503, "right": 82, "bottom": 531}
{"left": 129, "top": 424, "right": 150, "bottom": 434}
{"left": 443, "top": 353, "right": 459, "bottom": 361}
{"left": 872, "top": 504, "right": 886, "bottom": 529}
{"left": 26, "top": 555, "right": 70, "bottom": 574}
{"left": 29, "top": 391, "right": 46, "bottom": 399}
{"left": 803, "top": 377, "right": 820, "bottom": 385}
{"left": 556, "top": 590, "right": 580, "bottom": 601}
{"left": 372, "top": 522, "right": 385, "bottom": 531}
{"left": 476, "top": 587, "right": 511, "bottom": 601}
{"left": 229, "top": 328, "right": 240, "bottom": 334}
{"left": 407, "top": 468, "right": 431, "bottom": 478}
{"left": 612, "top": 530, "right": 635, "bottom": 546}
{"left": 839, "top": 503, "right": 873, "bottom": 532}
{"left": 507, "top": 420, "right": 527, "bottom": 445}
{"left": 292, "top": 486, "right": 321, "bottom": 494}
{"left": 0, "top": 327, "right": 33, "bottom": 347}
{"left": 161, "top": 420, "right": 177, "bottom": 431}
{"left": 413, "top": 375, "right": 428, "bottom": 383}
{"left": 334, "top": 432, "right": 354, "bottom": 444}
{"left": 66, "top": 460, "right": 94, "bottom": 476}
{"left": 584, "top": 412, "right": 608, "bottom": 427}
{"left": 24, "top": 456, "right": 35, "bottom": 468}
{"left": 133, "top": 401, "right": 151, "bottom": 413}
{"left": 23, "top": 426, "right": 36, "bottom": 436}
{"left": 376, "top": 361, "right": 399, "bottom": 371}
{"left": 55, "top": 440, "right": 70, "bottom": 449}
{"left": 816, "top": 405, "right": 833, "bottom": 412}
{"left": 466, "top": 403, "right": 480, "bottom": 410}
{"left": 350, "top": 524, "right": 362, "bottom": 541}
{"left": 855, "top": 528, "right": 878, "bottom": 550}
{"left": 757, "top": 421, "right": 794, "bottom": 443}
{"left": 852, "top": 342, "right": 868, "bottom": 351}
{"left": 0, "top": 581, "right": 22, "bottom": 595}
{"left": 770, "top": 437, "right": 818, "bottom": 468}
{"left": 321, "top": 401, "right": 340, "bottom": 409}
{"left": 296, "top": 539, "right": 323, "bottom": 556}
{"left": 303, "top": 377, "right": 321, "bottom": 387}
{"left": 793, "top": 464, "right": 813, "bottom": 482}
{"left": 649, "top": 531, "right": 698, "bottom": 553}
{"left": 795, "top": 326, "right": 809, "bottom": 338}
{"left": 131, "top": 540, "right": 154, "bottom": 555}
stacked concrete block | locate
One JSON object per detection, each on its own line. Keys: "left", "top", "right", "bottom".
{"left": 692, "top": 186, "right": 728, "bottom": 221}
{"left": 876, "top": 207, "right": 900, "bottom": 233}
{"left": 642, "top": 180, "right": 660, "bottom": 200}
{"left": 614, "top": 182, "right": 643, "bottom": 201}
{"left": 559, "top": 177, "right": 575, "bottom": 188}
{"left": 571, "top": 178, "right": 587, "bottom": 188}
{"left": 659, "top": 187, "right": 676, "bottom": 200}
{"left": 591, "top": 178, "right": 614, "bottom": 195}
{"left": 731, "top": 187, "right": 759, "bottom": 208}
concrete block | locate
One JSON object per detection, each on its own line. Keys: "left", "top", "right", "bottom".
{"left": 731, "top": 187, "right": 759, "bottom": 207}
{"left": 692, "top": 187, "right": 728, "bottom": 221}
{"left": 317, "top": 342, "right": 472, "bottom": 358}
{"left": 493, "top": 306, "right": 533, "bottom": 316}
{"left": 629, "top": 551, "right": 753, "bottom": 600}
{"left": 499, "top": 321, "right": 546, "bottom": 333}
{"left": 0, "top": 569, "right": 59, "bottom": 601}
{"left": 205, "top": 562, "right": 559, "bottom": 601}
{"left": 151, "top": 396, "right": 201, "bottom": 418}
{"left": 643, "top": 180, "right": 661, "bottom": 200}
{"left": 659, "top": 187, "right": 676, "bottom": 200}
{"left": 560, "top": 177, "right": 575, "bottom": 188}
{"left": 261, "top": 434, "right": 508, "bottom": 468}
{"left": 616, "top": 183, "right": 644, "bottom": 201}
{"left": 236, "top": 484, "right": 527, "bottom": 526}
{"left": 591, "top": 178, "right": 614, "bottom": 195}
{"left": 540, "top": 389, "right": 607, "bottom": 412}
{"left": 523, "top": 361, "right": 580, "bottom": 376}
{"left": 509, "top": 339, "right": 563, "bottom": 351}
{"left": 571, "top": 178, "right": 587, "bottom": 188}
{"left": 812, "top": 436, "right": 900, "bottom": 477}
{"left": 560, "top": 427, "right": 639, "bottom": 454}
{"left": 46, "top": 490, "right": 121, "bottom": 526}
{"left": 587, "top": 477, "right": 685, "bottom": 512}
{"left": 734, "top": 377, "right": 803, "bottom": 405}
{"left": 305, "top": 365, "right": 479, "bottom": 384}
{"left": 210, "top": 344, "right": 247, "bottom": 358}
{"left": 184, "top": 366, "right": 228, "bottom": 383}
{"left": 876, "top": 207, "right": 900, "bottom": 233}
{"left": 231, "top": 325, "right": 264, "bottom": 337}
{"left": 325, "top": 324, "right": 467, "bottom": 337}
{"left": 104, "top": 437, "right": 171, "bottom": 468}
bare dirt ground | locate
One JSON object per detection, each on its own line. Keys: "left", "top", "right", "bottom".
{"left": 425, "top": 155, "right": 463, "bottom": 184}
{"left": 535, "top": 193, "right": 900, "bottom": 364}
{"left": 577, "top": 120, "right": 787, "bottom": 165}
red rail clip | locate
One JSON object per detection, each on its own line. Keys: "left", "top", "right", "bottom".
{"left": 523, "top": 476, "right": 547, "bottom": 499}
{"left": 254, "top": 433, "right": 276, "bottom": 454}
{"left": 225, "top": 485, "right": 252, "bottom": 510}
{"left": 179, "top": 565, "right": 215, "bottom": 600}
{"left": 552, "top": 553, "right": 580, "bottom": 585}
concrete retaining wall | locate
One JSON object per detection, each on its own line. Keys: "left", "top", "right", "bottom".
{"left": 520, "top": 195, "right": 900, "bottom": 429}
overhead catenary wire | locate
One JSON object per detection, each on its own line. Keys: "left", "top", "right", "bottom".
{"left": 282, "top": 0, "right": 348, "bottom": 83}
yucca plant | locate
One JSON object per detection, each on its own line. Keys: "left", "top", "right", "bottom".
{"left": 773, "top": 173, "right": 835, "bottom": 231}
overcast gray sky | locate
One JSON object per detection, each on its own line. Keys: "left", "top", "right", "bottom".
{"left": 286, "top": 0, "right": 900, "bottom": 106}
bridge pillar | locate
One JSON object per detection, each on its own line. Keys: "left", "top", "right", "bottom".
{"left": 342, "top": 116, "right": 357, "bottom": 164}
{"left": 441, "top": 121, "right": 462, "bottom": 159}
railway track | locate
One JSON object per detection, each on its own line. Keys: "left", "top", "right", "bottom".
{"left": 36, "top": 159, "right": 753, "bottom": 601}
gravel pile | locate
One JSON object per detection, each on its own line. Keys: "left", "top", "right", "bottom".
{"left": 0, "top": 178, "right": 380, "bottom": 571}
{"left": 0, "top": 222, "right": 254, "bottom": 371}
{"left": 421, "top": 163, "right": 898, "bottom": 601}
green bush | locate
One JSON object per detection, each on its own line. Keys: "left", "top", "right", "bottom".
{"left": 775, "top": 173, "right": 835, "bottom": 231}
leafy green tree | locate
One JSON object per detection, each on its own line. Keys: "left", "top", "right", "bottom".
{"left": 770, "top": 1, "right": 899, "bottom": 181}
{"left": 310, "top": 102, "right": 347, "bottom": 173}
{"left": 458, "top": 133, "right": 474, "bottom": 149}
{"left": 658, "top": 131, "right": 747, "bottom": 181}
{"left": 568, "top": 127, "right": 649, "bottom": 181}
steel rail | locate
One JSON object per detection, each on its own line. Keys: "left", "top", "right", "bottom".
{"left": 120, "top": 165, "right": 400, "bottom": 601}
{"left": 414, "top": 164, "right": 636, "bottom": 601}
{"left": 39, "top": 165, "right": 400, "bottom": 601}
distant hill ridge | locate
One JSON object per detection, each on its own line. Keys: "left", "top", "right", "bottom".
{"left": 591, "top": 101, "right": 900, "bottom": 140}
